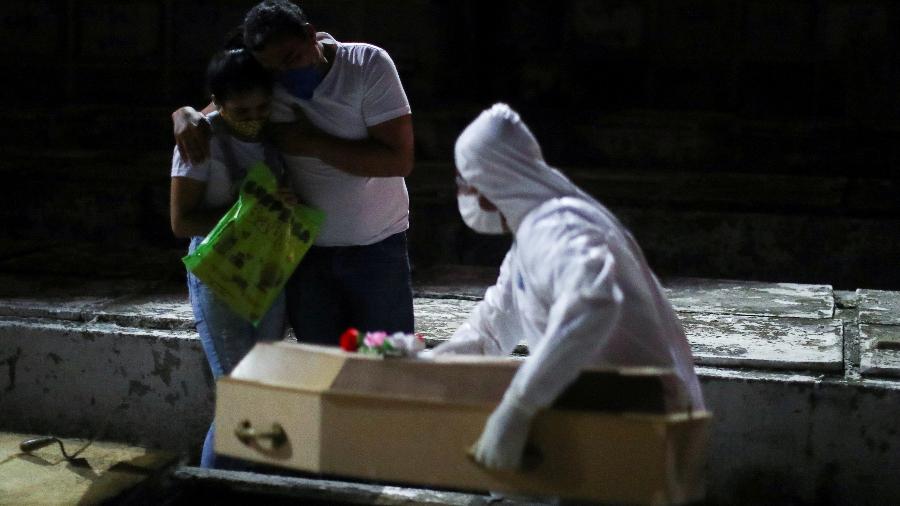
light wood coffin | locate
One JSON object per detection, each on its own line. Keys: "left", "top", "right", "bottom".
{"left": 215, "top": 342, "right": 710, "bottom": 505}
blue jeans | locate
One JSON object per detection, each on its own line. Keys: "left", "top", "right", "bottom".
{"left": 187, "top": 236, "right": 287, "bottom": 468}
{"left": 285, "top": 231, "right": 414, "bottom": 344}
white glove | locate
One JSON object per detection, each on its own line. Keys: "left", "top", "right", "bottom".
{"left": 431, "top": 337, "right": 484, "bottom": 356}
{"left": 471, "top": 392, "right": 537, "bottom": 471}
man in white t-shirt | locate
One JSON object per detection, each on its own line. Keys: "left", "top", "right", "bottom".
{"left": 173, "top": 0, "right": 414, "bottom": 343}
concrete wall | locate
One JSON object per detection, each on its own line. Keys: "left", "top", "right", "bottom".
{"left": 3, "top": 320, "right": 900, "bottom": 505}
{"left": 701, "top": 369, "right": 900, "bottom": 506}
{"left": 2, "top": 275, "right": 900, "bottom": 505}
{"left": 0, "top": 317, "right": 212, "bottom": 453}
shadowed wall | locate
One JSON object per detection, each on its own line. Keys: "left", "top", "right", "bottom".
{"left": 0, "top": 1, "right": 898, "bottom": 288}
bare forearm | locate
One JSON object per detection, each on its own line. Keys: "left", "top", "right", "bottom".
{"left": 271, "top": 114, "right": 414, "bottom": 178}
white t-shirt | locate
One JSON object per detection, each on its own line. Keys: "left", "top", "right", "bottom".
{"left": 170, "top": 112, "right": 265, "bottom": 209}
{"left": 270, "top": 33, "right": 411, "bottom": 246}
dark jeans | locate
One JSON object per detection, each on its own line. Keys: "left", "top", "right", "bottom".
{"left": 286, "top": 231, "right": 414, "bottom": 344}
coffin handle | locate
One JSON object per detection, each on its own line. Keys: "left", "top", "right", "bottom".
{"left": 235, "top": 420, "right": 288, "bottom": 450}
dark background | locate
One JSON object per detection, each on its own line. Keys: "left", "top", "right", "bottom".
{"left": 0, "top": 1, "right": 898, "bottom": 289}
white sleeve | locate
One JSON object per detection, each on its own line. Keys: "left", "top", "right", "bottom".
{"left": 361, "top": 47, "right": 411, "bottom": 126}
{"left": 447, "top": 252, "right": 520, "bottom": 356}
{"left": 507, "top": 225, "right": 624, "bottom": 410}
{"left": 171, "top": 146, "right": 211, "bottom": 181}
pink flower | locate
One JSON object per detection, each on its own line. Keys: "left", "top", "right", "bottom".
{"left": 364, "top": 331, "right": 387, "bottom": 348}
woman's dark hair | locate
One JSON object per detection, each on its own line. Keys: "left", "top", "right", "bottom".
{"left": 206, "top": 48, "right": 273, "bottom": 103}
{"left": 243, "top": 0, "right": 311, "bottom": 51}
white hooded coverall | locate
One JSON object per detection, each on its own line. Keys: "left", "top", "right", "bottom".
{"left": 440, "top": 104, "right": 705, "bottom": 468}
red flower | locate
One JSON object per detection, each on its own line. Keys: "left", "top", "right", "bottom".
{"left": 339, "top": 328, "right": 360, "bottom": 352}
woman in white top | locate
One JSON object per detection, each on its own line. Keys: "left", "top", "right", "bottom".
{"left": 170, "top": 48, "right": 294, "bottom": 468}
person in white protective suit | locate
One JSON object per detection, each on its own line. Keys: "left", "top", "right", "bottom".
{"left": 432, "top": 103, "right": 706, "bottom": 471}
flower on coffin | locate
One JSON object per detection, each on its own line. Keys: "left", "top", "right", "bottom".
{"left": 339, "top": 328, "right": 426, "bottom": 357}
{"left": 339, "top": 327, "right": 360, "bottom": 352}
{"left": 363, "top": 331, "right": 387, "bottom": 348}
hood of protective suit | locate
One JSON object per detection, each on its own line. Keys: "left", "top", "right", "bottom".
{"left": 454, "top": 103, "right": 601, "bottom": 234}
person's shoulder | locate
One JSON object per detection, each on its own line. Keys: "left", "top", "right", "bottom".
{"left": 523, "top": 197, "right": 596, "bottom": 227}
{"left": 518, "top": 198, "right": 608, "bottom": 244}
{"left": 338, "top": 40, "right": 394, "bottom": 68}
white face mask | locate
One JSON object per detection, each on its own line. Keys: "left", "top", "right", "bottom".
{"left": 458, "top": 193, "right": 506, "bottom": 234}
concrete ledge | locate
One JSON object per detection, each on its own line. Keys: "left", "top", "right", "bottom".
{"left": 2, "top": 272, "right": 900, "bottom": 504}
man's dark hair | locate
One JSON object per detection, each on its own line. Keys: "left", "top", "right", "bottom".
{"left": 206, "top": 49, "right": 273, "bottom": 103}
{"left": 243, "top": 0, "right": 311, "bottom": 51}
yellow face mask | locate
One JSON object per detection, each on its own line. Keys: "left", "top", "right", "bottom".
{"left": 220, "top": 109, "right": 266, "bottom": 139}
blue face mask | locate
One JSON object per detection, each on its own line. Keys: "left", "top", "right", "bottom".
{"left": 279, "top": 66, "right": 323, "bottom": 100}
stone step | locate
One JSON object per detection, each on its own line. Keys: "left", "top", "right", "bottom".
{"left": 857, "top": 289, "right": 900, "bottom": 325}
{"left": 418, "top": 297, "right": 846, "bottom": 372}
{"left": 663, "top": 277, "right": 834, "bottom": 319}
{"left": 683, "top": 313, "right": 843, "bottom": 371}
{"left": 0, "top": 273, "right": 862, "bottom": 374}
{"left": 860, "top": 324, "right": 900, "bottom": 379}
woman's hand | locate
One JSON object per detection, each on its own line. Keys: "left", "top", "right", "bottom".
{"left": 173, "top": 107, "right": 212, "bottom": 164}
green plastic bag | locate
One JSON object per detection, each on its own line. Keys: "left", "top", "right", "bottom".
{"left": 183, "top": 162, "right": 324, "bottom": 325}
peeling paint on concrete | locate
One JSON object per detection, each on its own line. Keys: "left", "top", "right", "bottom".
{"left": 859, "top": 324, "right": 900, "bottom": 378}
{"left": 857, "top": 289, "right": 900, "bottom": 325}
{"left": 128, "top": 380, "right": 151, "bottom": 397}
{"left": 93, "top": 294, "right": 195, "bottom": 331}
{"left": 0, "top": 275, "right": 151, "bottom": 322}
{"left": 412, "top": 298, "right": 478, "bottom": 339}
{"left": 151, "top": 349, "right": 182, "bottom": 386}
{"left": 681, "top": 313, "right": 843, "bottom": 371}
{"left": 2, "top": 347, "right": 22, "bottom": 392}
{"left": 415, "top": 297, "right": 844, "bottom": 372}
{"left": 663, "top": 278, "right": 834, "bottom": 318}
{"left": 0, "top": 315, "right": 209, "bottom": 449}
{"left": 834, "top": 290, "right": 859, "bottom": 309}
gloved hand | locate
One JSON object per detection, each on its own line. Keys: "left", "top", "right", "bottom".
{"left": 431, "top": 337, "right": 484, "bottom": 356}
{"left": 471, "top": 392, "right": 537, "bottom": 471}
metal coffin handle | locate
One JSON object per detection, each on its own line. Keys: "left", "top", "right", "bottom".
{"left": 235, "top": 420, "right": 288, "bottom": 451}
